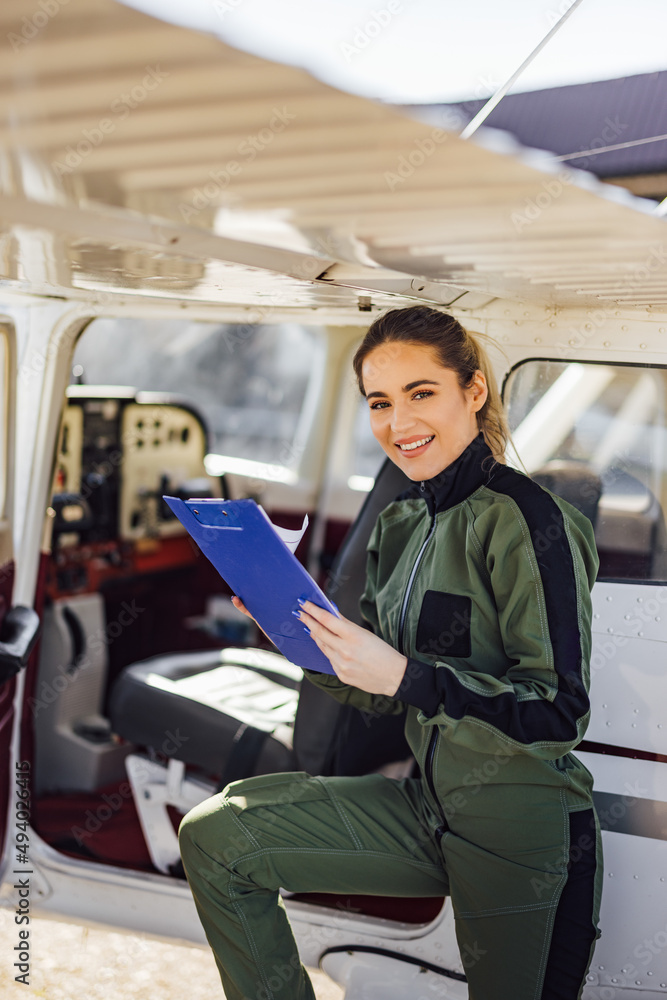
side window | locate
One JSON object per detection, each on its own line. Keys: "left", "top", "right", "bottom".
{"left": 72, "top": 319, "right": 325, "bottom": 477}
{"left": 505, "top": 360, "right": 667, "bottom": 582}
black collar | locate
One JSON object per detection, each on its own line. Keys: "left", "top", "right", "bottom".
{"left": 396, "top": 433, "right": 498, "bottom": 514}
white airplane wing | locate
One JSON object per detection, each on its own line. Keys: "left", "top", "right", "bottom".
{"left": 1, "top": 0, "right": 666, "bottom": 315}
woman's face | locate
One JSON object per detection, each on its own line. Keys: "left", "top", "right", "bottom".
{"left": 361, "top": 341, "right": 488, "bottom": 481}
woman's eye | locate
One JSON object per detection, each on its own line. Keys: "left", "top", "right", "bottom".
{"left": 369, "top": 400, "right": 390, "bottom": 411}
{"left": 413, "top": 390, "right": 434, "bottom": 400}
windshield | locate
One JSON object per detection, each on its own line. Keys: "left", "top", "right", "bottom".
{"left": 72, "top": 318, "right": 325, "bottom": 470}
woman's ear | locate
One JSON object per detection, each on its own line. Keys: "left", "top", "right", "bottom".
{"left": 469, "top": 370, "right": 488, "bottom": 413}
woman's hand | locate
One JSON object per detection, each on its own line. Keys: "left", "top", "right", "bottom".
{"left": 231, "top": 595, "right": 251, "bottom": 618}
{"left": 296, "top": 600, "right": 407, "bottom": 697}
{"left": 231, "top": 595, "right": 270, "bottom": 642}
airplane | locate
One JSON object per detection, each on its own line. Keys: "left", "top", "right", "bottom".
{"left": 1, "top": 0, "right": 667, "bottom": 996}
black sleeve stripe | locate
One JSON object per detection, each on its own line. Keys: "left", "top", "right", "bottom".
{"left": 419, "top": 468, "right": 590, "bottom": 746}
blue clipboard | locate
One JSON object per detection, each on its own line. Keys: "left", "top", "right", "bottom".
{"left": 163, "top": 496, "right": 338, "bottom": 675}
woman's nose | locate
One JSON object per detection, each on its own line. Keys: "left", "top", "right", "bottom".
{"left": 390, "top": 402, "right": 415, "bottom": 433}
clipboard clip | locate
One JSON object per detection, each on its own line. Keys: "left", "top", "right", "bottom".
{"left": 164, "top": 497, "right": 244, "bottom": 529}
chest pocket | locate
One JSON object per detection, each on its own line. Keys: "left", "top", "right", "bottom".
{"left": 416, "top": 590, "right": 472, "bottom": 659}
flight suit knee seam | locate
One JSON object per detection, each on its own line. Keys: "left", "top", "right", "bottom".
{"left": 238, "top": 844, "right": 447, "bottom": 875}
{"left": 456, "top": 899, "right": 559, "bottom": 919}
{"left": 224, "top": 798, "right": 262, "bottom": 851}
{"left": 229, "top": 877, "right": 275, "bottom": 999}
{"left": 225, "top": 772, "right": 311, "bottom": 795}
{"left": 323, "top": 782, "right": 363, "bottom": 850}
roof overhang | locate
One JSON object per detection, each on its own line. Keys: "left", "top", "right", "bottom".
{"left": 1, "top": 0, "right": 666, "bottom": 319}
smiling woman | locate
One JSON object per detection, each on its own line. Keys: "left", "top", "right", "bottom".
{"left": 179, "top": 305, "right": 604, "bottom": 1000}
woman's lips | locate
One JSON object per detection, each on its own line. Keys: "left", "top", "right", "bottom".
{"left": 395, "top": 435, "right": 434, "bottom": 457}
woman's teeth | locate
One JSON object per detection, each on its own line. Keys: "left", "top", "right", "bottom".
{"left": 398, "top": 436, "right": 434, "bottom": 452}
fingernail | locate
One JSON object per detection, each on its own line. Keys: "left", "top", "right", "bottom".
{"left": 303, "top": 626, "right": 311, "bottom": 635}
{"left": 297, "top": 597, "right": 306, "bottom": 606}
{"left": 291, "top": 610, "right": 302, "bottom": 619}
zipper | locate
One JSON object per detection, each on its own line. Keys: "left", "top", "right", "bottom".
{"left": 396, "top": 496, "right": 449, "bottom": 839}
{"left": 397, "top": 507, "right": 437, "bottom": 654}
{"left": 425, "top": 727, "right": 449, "bottom": 839}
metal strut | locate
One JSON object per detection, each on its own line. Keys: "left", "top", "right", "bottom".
{"left": 460, "top": 0, "right": 587, "bottom": 140}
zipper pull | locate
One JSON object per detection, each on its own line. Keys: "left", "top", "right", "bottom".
{"left": 420, "top": 480, "right": 425, "bottom": 493}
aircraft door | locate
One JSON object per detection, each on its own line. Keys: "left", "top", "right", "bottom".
{"left": 0, "top": 324, "right": 39, "bottom": 884}
{"left": 505, "top": 358, "right": 667, "bottom": 992}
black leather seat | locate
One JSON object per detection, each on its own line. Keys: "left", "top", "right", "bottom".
{"left": 109, "top": 646, "right": 302, "bottom": 786}
{"left": 531, "top": 459, "right": 602, "bottom": 528}
{"left": 532, "top": 460, "right": 667, "bottom": 579}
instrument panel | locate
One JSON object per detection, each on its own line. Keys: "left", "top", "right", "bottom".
{"left": 48, "top": 387, "right": 219, "bottom": 597}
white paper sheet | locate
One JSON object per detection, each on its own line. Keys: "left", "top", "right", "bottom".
{"left": 258, "top": 506, "right": 309, "bottom": 554}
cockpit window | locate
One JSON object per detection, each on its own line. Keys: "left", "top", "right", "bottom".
{"left": 505, "top": 360, "right": 667, "bottom": 582}
{"left": 72, "top": 319, "right": 325, "bottom": 476}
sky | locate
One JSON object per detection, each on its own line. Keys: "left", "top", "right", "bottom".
{"left": 120, "top": 0, "right": 667, "bottom": 103}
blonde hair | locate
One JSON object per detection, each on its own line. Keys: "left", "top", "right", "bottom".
{"left": 352, "top": 306, "right": 509, "bottom": 463}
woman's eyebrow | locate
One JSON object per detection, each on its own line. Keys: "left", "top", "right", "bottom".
{"left": 404, "top": 379, "right": 439, "bottom": 392}
{"left": 366, "top": 379, "right": 439, "bottom": 400}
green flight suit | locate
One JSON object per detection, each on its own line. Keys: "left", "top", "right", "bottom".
{"left": 179, "top": 435, "right": 604, "bottom": 999}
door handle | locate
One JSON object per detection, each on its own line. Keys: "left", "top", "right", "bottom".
{"left": 0, "top": 606, "right": 40, "bottom": 683}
